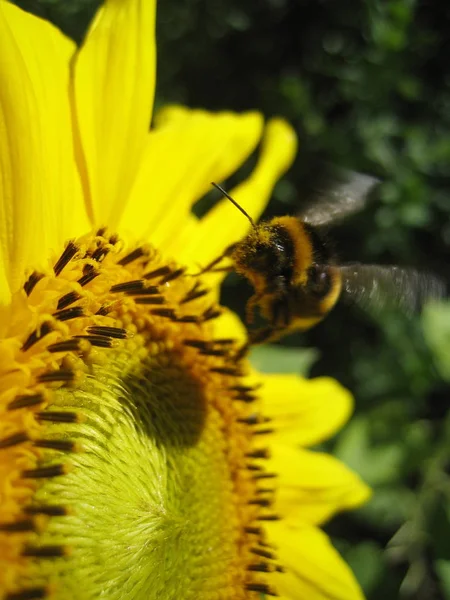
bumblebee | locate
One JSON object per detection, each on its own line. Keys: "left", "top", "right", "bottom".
{"left": 201, "top": 174, "right": 446, "bottom": 344}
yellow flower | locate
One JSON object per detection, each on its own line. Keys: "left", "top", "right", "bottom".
{"left": 0, "top": 1, "right": 371, "bottom": 599}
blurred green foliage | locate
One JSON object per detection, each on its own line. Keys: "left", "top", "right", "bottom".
{"left": 13, "top": 0, "right": 450, "bottom": 598}
{"left": 424, "top": 303, "right": 450, "bottom": 383}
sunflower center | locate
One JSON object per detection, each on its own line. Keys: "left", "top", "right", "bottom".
{"left": 0, "top": 230, "right": 278, "bottom": 600}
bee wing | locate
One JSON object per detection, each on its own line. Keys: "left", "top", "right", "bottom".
{"left": 300, "top": 170, "right": 380, "bottom": 226}
{"left": 338, "top": 264, "right": 447, "bottom": 316}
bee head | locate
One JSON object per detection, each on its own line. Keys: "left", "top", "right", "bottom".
{"left": 232, "top": 224, "right": 296, "bottom": 293}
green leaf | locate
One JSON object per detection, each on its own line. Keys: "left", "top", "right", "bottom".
{"left": 422, "top": 302, "right": 450, "bottom": 382}
{"left": 334, "top": 416, "right": 406, "bottom": 486}
{"left": 428, "top": 492, "right": 450, "bottom": 561}
{"left": 344, "top": 541, "right": 385, "bottom": 595}
{"left": 434, "top": 560, "right": 450, "bottom": 599}
{"left": 249, "top": 345, "right": 319, "bottom": 376}
{"left": 359, "top": 486, "right": 414, "bottom": 530}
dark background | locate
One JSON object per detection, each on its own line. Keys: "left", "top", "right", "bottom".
{"left": 14, "top": 1, "right": 450, "bottom": 598}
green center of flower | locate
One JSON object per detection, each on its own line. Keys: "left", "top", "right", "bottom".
{"left": 0, "top": 230, "right": 279, "bottom": 600}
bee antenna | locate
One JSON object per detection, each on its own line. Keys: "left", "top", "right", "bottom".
{"left": 211, "top": 182, "right": 255, "bottom": 227}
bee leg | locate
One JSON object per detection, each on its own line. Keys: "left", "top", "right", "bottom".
{"left": 196, "top": 243, "right": 237, "bottom": 275}
{"left": 233, "top": 342, "right": 250, "bottom": 361}
{"left": 234, "top": 321, "right": 276, "bottom": 358}
{"left": 208, "top": 266, "right": 234, "bottom": 273}
{"left": 272, "top": 297, "right": 291, "bottom": 327}
{"left": 246, "top": 293, "right": 262, "bottom": 325}
{"left": 248, "top": 327, "right": 278, "bottom": 345}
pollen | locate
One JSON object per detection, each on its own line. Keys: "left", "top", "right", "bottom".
{"left": 0, "top": 230, "right": 280, "bottom": 600}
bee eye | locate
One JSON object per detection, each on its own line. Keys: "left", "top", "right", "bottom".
{"left": 307, "top": 265, "right": 332, "bottom": 298}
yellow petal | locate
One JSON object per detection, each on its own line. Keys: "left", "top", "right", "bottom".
{"left": 184, "top": 118, "right": 298, "bottom": 267}
{"left": 73, "top": 0, "right": 156, "bottom": 227}
{"left": 214, "top": 308, "right": 248, "bottom": 344}
{"left": 271, "top": 445, "right": 371, "bottom": 525}
{"left": 119, "top": 108, "right": 263, "bottom": 247}
{"left": 260, "top": 374, "right": 353, "bottom": 447}
{"left": 268, "top": 521, "right": 366, "bottom": 600}
{"left": 0, "top": 1, "right": 86, "bottom": 305}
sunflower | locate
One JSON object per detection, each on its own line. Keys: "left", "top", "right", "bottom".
{"left": 0, "top": 1, "right": 371, "bottom": 599}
